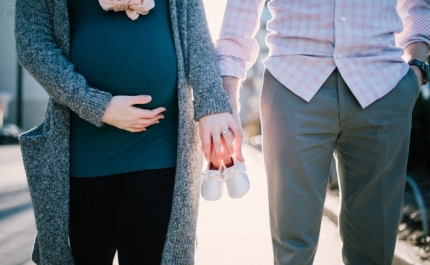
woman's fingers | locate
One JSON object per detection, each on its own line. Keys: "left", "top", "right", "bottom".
{"left": 198, "top": 112, "right": 245, "bottom": 163}
{"left": 102, "top": 95, "right": 167, "bottom": 132}
{"left": 127, "top": 95, "right": 152, "bottom": 105}
{"left": 201, "top": 128, "right": 212, "bottom": 162}
{"left": 210, "top": 148, "right": 221, "bottom": 168}
{"left": 221, "top": 129, "right": 235, "bottom": 156}
{"left": 133, "top": 106, "right": 165, "bottom": 119}
{"left": 128, "top": 114, "right": 164, "bottom": 132}
{"left": 220, "top": 138, "right": 233, "bottom": 166}
{"left": 212, "top": 132, "right": 223, "bottom": 162}
{"left": 138, "top": 114, "right": 164, "bottom": 126}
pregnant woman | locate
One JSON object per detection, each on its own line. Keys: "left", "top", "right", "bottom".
{"left": 15, "top": 0, "right": 241, "bottom": 264}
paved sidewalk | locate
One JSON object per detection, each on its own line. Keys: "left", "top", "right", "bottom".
{"left": 195, "top": 144, "right": 342, "bottom": 265}
{"left": 0, "top": 145, "right": 34, "bottom": 265}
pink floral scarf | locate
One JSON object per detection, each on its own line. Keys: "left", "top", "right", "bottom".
{"left": 99, "top": 0, "right": 155, "bottom": 20}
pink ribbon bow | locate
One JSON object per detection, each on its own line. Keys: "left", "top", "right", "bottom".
{"left": 99, "top": 0, "right": 155, "bottom": 21}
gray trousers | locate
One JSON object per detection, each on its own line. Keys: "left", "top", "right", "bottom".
{"left": 260, "top": 68, "right": 420, "bottom": 265}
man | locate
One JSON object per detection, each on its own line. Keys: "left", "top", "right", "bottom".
{"left": 216, "top": 0, "right": 430, "bottom": 264}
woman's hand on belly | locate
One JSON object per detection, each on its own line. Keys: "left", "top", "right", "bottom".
{"left": 101, "top": 95, "right": 165, "bottom": 132}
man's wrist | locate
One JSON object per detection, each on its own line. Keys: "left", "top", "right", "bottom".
{"left": 221, "top": 76, "right": 241, "bottom": 113}
{"left": 222, "top": 76, "right": 240, "bottom": 96}
{"left": 408, "top": 59, "right": 429, "bottom": 85}
{"left": 404, "top": 42, "right": 429, "bottom": 63}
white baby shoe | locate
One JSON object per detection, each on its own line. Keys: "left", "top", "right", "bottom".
{"left": 200, "top": 162, "right": 225, "bottom": 201}
{"left": 223, "top": 157, "right": 250, "bottom": 199}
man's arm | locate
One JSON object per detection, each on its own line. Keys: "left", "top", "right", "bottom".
{"left": 397, "top": 0, "right": 430, "bottom": 86}
{"left": 216, "top": 0, "right": 265, "bottom": 115}
{"left": 210, "top": 0, "right": 266, "bottom": 166}
{"left": 404, "top": 42, "right": 430, "bottom": 87}
{"left": 215, "top": 0, "right": 266, "bottom": 80}
{"left": 222, "top": 76, "right": 241, "bottom": 143}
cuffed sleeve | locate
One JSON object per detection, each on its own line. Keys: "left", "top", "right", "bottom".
{"left": 396, "top": 0, "right": 430, "bottom": 49}
{"left": 215, "top": 38, "right": 260, "bottom": 79}
{"left": 79, "top": 88, "right": 112, "bottom": 126}
{"left": 218, "top": 55, "right": 248, "bottom": 80}
{"left": 215, "top": 0, "right": 265, "bottom": 79}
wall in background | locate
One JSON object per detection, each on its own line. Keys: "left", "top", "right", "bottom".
{"left": 0, "top": 0, "right": 48, "bottom": 131}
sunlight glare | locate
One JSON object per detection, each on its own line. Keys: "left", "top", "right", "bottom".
{"left": 202, "top": 0, "right": 228, "bottom": 41}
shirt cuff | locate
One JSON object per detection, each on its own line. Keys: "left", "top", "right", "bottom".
{"left": 218, "top": 55, "right": 247, "bottom": 80}
{"left": 396, "top": 14, "right": 430, "bottom": 49}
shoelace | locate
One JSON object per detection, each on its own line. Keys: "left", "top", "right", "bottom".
{"left": 200, "top": 170, "right": 227, "bottom": 183}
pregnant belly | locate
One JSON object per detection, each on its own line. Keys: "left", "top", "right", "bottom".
{"left": 70, "top": 31, "right": 178, "bottom": 109}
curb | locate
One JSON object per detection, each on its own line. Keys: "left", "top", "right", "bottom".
{"left": 324, "top": 193, "right": 430, "bottom": 265}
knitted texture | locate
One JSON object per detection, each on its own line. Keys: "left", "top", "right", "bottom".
{"left": 15, "top": 0, "right": 232, "bottom": 264}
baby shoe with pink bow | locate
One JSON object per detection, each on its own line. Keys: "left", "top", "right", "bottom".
{"left": 200, "top": 162, "right": 226, "bottom": 201}
{"left": 200, "top": 157, "right": 250, "bottom": 201}
{"left": 223, "top": 157, "right": 250, "bottom": 199}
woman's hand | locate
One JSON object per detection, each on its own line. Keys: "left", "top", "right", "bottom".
{"left": 102, "top": 95, "right": 165, "bottom": 132}
{"left": 199, "top": 112, "right": 244, "bottom": 168}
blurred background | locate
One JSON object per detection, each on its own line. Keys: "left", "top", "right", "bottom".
{"left": 0, "top": 0, "right": 429, "bottom": 261}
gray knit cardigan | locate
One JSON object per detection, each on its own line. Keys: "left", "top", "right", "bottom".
{"left": 15, "top": 0, "right": 232, "bottom": 264}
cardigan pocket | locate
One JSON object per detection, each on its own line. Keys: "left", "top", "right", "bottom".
{"left": 19, "top": 122, "right": 74, "bottom": 264}
{"left": 19, "top": 122, "right": 50, "bottom": 188}
{"left": 18, "top": 122, "right": 52, "bottom": 217}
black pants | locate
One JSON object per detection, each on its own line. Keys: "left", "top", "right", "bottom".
{"left": 69, "top": 167, "right": 176, "bottom": 265}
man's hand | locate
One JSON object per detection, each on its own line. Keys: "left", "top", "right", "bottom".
{"left": 199, "top": 76, "right": 246, "bottom": 169}
{"left": 102, "top": 95, "right": 165, "bottom": 132}
{"left": 222, "top": 76, "right": 245, "bottom": 164}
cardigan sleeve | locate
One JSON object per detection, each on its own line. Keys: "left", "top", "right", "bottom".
{"left": 186, "top": 0, "right": 233, "bottom": 121}
{"left": 15, "top": 0, "right": 112, "bottom": 127}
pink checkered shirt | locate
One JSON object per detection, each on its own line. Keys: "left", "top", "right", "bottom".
{"left": 216, "top": 0, "right": 430, "bottom": 108}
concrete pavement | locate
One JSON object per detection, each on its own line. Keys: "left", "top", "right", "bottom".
{"left": 0, "top": 144, "right": 425, "bottom": 264}
{"left": 0, "top": 145, "right": 34, "bottom": 265}
{"left": 195, "top": 144, "right": 343, "bottom": 265}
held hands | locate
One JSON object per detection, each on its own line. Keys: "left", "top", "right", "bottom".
{"left": 199, "top": 112, "right": 244, "bottom": 168}
{"left": 101, "top": 95, "right": 165, "bottom": 132}
{"left": 199, "top": 111, "right": 250, "bottom": 201}
{"left": 199, "top": 74, "right": 245, "bottom": 168}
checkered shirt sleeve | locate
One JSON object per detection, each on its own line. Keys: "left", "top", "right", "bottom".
{"left": 215, "top": 0, "right": 265, "bottom": 79}
{"left": 396, "top": 0, "right": 430, "bottom": 48}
